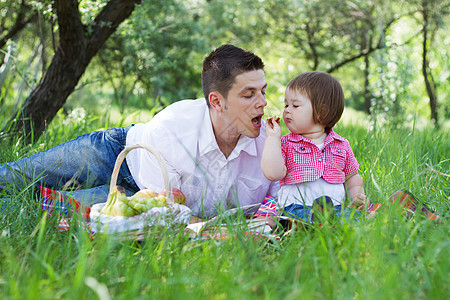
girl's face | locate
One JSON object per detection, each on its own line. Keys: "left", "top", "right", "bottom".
{"left": 283, "top": 88, "right": 324, "bottom": 135}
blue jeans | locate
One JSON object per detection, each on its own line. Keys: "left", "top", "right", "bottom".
{"left": 0, "top": 127, "right": 139, "bottom": 206}
{"left": 282, "top": 202, "right": 361, "bottom": 223}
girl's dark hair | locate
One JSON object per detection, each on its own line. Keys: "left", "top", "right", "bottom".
{"left": 202, "top": 44, "right": 264, "bottom": 106}
{"left": 287, "top": 71, "right": 344, "bottom": 133}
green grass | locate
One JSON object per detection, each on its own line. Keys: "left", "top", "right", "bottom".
{"left": 0, "top": 112, "right": 449, "bottom": 299}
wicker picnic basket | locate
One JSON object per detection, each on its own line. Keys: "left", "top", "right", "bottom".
{"left": 89, "top": 144, "right": 192, "bottom": 234}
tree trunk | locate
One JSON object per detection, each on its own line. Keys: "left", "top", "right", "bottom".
{"left": 362, "top": 27, "right": 372, "bottom": 115}
{"left": 363, "top": 53, "right": 371, "bottom": 114}
{"left": 421, "top": 0, "right": 439, "bottom": 126}
{"left": 2, "top": 0, "right": 141, "bottom": 144}
{"left": 305, "top": 22, "right": 319, "bottom": 70}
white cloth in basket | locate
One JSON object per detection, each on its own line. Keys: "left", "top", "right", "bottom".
{"left": 89, "top": 203, "right": 192, "bottom": 234}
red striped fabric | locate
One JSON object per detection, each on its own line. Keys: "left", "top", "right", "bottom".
{"left": 40, "top": 187, "right": 91, "bottom": 231}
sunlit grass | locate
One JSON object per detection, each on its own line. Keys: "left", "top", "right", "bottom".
{"left": 0, "top": 108, "right": 448, "bottom": 299}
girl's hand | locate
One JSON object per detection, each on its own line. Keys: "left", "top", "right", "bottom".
{"left": 266, "top": 116, "right": 282, "bottom": 137}
{"left": 351, "top": 193, "right": 368, "bottom": 210}
{"left": 261, "top": 115, "right": 287, "bottom": 181}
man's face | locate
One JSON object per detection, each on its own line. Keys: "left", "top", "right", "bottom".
{"left": 221, "top": 69, "right": 267, "bottom": 139}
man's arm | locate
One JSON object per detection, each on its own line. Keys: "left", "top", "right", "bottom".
{"left": 128, "top": 123, "right": 182, "bottom": 193}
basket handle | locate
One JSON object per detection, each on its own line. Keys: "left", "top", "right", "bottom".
{"left": 109, "top": 143, "right": 173, "bottom": 205}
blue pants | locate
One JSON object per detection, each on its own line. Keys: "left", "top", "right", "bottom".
{"left": 282, "top": 196, "right": 361, "bottom": 223}
{"left": 0, "top": 127, "right": 139, "bottom": 206}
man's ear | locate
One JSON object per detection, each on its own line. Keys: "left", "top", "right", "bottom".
{"left": 208, "top": 91, "right": 224, "bottom": 113}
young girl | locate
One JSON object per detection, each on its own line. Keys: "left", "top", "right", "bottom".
{"left": 261, "top": 71, "right": 368, "bottom": 223}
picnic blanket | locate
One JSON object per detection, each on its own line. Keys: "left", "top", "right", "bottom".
{"left": 40, "top": 186, "right": 91, "bottom": 231}
{"left": 37, "top": 188, "right": 441, "bottom": 235}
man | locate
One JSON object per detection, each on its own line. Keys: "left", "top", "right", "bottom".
{"left": 0, "top": 44, "right": 278, "bottom": 219}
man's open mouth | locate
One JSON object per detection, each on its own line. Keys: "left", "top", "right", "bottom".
{"left": 252, "top": 116, "right": 262, "bottom": 127}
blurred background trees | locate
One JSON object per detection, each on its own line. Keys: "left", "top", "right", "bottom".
{"left": 0, "top": 0, "right": 448, "bottom": 143}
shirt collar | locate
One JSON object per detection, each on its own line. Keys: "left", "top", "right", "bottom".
{"left": 198, "top": 107, "right": 257, "bottom": 158}
{"left": 324, "top": 129, "right": 345, "bottom": 143}
{"left": 286, "top": 128, "right": 345, "bottom": 143}
{"left": 198, "top": 107, "right": 217, "bottom": 156}
{"left": 229, "top": 134, "right": 257, "bottom": 160}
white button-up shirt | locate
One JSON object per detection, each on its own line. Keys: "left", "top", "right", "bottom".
{"left": 126, "top": 98, "right": 279, "bottom": 218}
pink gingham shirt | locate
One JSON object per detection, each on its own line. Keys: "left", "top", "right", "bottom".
{"left": 280, "top": 129, "right": 359, "bottom": 186}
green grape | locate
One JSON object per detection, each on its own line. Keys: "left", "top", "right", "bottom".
{"left": 133, "top": 203, "right": 141, "bottom": 211}
{"left": 156, "top": 195, "right": 166, "bottom": 207}
{"left": 125, "top": 206, "right": 134, "bottom": 217}
{"left": 102, "top": 187, "right": 171, "bottom": 217}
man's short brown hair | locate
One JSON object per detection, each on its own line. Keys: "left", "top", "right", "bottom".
{"left": 202, "top": 44, "right": 264, "bottom": 106}
{"left": 287, "top": 71, "right": 344, "bottom": 133}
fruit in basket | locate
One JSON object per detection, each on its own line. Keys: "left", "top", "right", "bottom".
{"left": 160, "top": 188, "right": 186, "bottom": 205}
{"left": 131, "top": 192, "right": 167, "bottom": 210}
{"left": 133, "top": 189, "right": 158, "bottom": 200}
{"left": 101, "top": 187, "right": 171, "bottom": 217}
{"left": 100, "top": 186, "right": 135, "bottom": 216}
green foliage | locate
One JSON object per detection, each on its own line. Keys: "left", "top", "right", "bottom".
{"left": 86, "top": 0, "right": 206, "bottom": 111}
{"left": 79, "top": 0, "right": 109, "bottom": 25}
{"left": 0, "top": 2, "right": 448, "bottom": 297}
{"left": 0, "top": 115, "right": 449, "bottom": 299}
{"left": 0, "top": 0, "right": 448, "bottom": 133}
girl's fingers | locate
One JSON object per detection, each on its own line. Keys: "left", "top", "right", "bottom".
{"left": 267, "top": 116, "right": 280, "bottom": 128}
